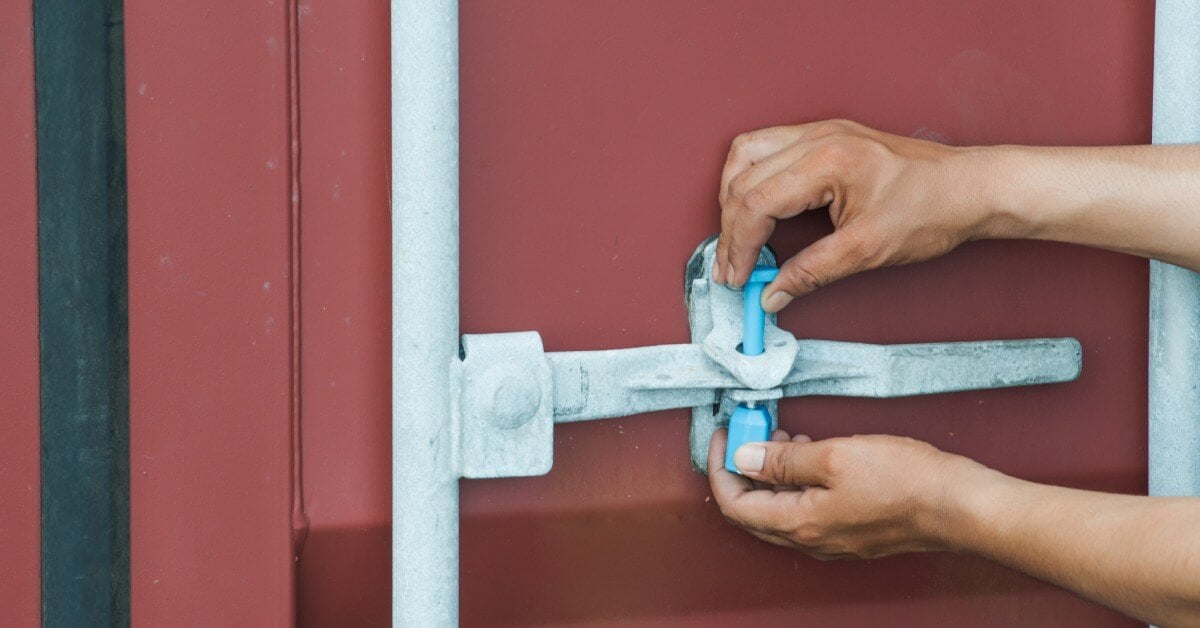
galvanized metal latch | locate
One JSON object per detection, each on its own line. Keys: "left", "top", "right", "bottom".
{"left": 453, "top": 236, "right": 1082, "bottom": 478}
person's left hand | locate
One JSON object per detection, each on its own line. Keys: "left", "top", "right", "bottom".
{"left": 708, "top": 428, "right": 985, "bottom": 560}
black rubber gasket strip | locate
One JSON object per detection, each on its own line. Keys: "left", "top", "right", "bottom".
{"left": 34, "top": 1, "right": 130, "bottom": 625}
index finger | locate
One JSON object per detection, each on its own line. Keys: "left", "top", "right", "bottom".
{"left": 714, "top": 127, "right": 800, "bottom": 283}
{"left": 719, "top": 127, "right": 799, "bottom": 206}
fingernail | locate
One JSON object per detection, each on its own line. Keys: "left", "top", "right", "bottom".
{"left": 762, "top": 290, "right": 793, "bottom": 313}
{"left": 712, "top": 260, "right": 723, "bottom": 284}
{"left": 734, "top": 444, "right": 765, "bottom": 473}
{"left": 727, "top": 262, "right": 741, "bottom": 288}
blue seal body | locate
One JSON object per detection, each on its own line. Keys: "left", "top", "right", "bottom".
{"left": 725, "top": 265, "right": 779, "bottom": 474}
{"left": 725, "top": 403, "right": 772, "bottom": 473}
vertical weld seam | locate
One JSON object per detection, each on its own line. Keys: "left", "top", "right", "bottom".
{"left": 286, "top": 0, "right": 308, "bottom": 556}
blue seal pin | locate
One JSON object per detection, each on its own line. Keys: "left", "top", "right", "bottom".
{"left": 725, "top": 266, "right": 778, "bottom": 474}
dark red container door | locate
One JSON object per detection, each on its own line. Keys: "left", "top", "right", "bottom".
{"left": 0, "top": 2, "right": 41, "bottom": 625}
{"left": 124, "top": 1, "right": 1153, "bottom": 625}
{"left": 126, "top": 3, "right": 299, "bottom": 625}
{"left": 454, "top": 1, "right": 1149, "bottom": 625}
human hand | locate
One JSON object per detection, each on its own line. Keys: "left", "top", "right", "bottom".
{"left": 713, "top": 120, "right": 1001, "bottom": 312}
{"left": 708, "top": 428, "right": 988, "bottom": 560}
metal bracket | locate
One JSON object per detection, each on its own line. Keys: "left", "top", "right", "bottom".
{"left": 455, "top": 332, "right": 554, "bottom": 478}
{"left": 455, "top": 236, "right": 1083, "bottom": 478}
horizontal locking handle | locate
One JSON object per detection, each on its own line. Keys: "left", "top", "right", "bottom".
{"left": 547, "top": 337, "right": 1081, "bottom": 423}
{"left": 456, "top": 332, "right": 1081, "bottom": 478}
{"left": 454, "top": 236, "right": 1083, "bottom": 478}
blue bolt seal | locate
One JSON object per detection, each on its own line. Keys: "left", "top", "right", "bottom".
{"left": 740, "top": 266, "right": 778, "bottom": 357}
{"left": 725, "top": 403, "right": 772, "bottom": 473}
{"left": 725, "top": 265, "right": 778, "bottom": 474}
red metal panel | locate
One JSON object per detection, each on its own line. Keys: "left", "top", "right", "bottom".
{"left": 455, "top": 1, "right": 1148, "bottom": 625}
{"left": 293, "top": 0, "right": 1150, "bottom": 625}
{"left": 125, "top": 3, "right": 299, "bottom": 625}
{"left": 295, "top": 2, "right": 392, "bottom": 626}
{"left": 0, "top": 2, "right": 41, "bottom": 625}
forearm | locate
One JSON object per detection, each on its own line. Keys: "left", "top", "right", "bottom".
{"left": 939, "top": 463, "right": 1200, "bottom": 626}
{"left": 963, "top": 144, "right": 1200, "bottom": 270}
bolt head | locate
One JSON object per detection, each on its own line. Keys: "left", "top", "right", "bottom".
{"left": 478, "top": 363, "right": 542, "bottom": 429}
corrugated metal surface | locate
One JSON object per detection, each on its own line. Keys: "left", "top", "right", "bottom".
{"left": 0, "top": 2, "right": 41, "bottom": 625}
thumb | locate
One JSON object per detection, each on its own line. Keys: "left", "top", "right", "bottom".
{"left": 733, "top": 440, "right": 830, "bottom": 486}
{"left": 761, "top": 229, "right": 871, "bottom": 313}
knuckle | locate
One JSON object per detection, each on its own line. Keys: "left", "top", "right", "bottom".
{"left": 793, "top": 523, "right": 823, "bottom": 547}
{"left": 741, "top": 187, "right": 773, "bottom": 216}
{"left": 830, "top": 118, "right": 865, "bottom": 133}
{"left": 808, "top": 120, "right": 848, "bottom": 139}
{"left": 728, "top": 241, "right": 757, "bottom": 265}
{"left": 805, "top": 119, "right": 867, "bottom": 144}
{"left": 714, "top": 235, "right": 728, "bottom": 257}
{"left": 816, "top": 442, "right": 842, "bottom": 476}
{"left": 762, "top": 448, "right": 793, "bottom": 484}
{"left": 783, "top": 260, "right": 827, "bottom": 294}
{"left": 727, "top": 172, "right": 751, "bottom": 202}
{"left": 862, "top": 135, "right": 892, "bottom": 160}
{"left": 840, "top": 436, "right": 868, "bottom": 458}
{"left": 727, "top": 133, "right": 754, "bottom": 161}
{"left": 810, "top": 138, "right": 854, "bottom": 171}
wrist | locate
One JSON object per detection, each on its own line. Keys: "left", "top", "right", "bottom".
{"left": 917, "top": 454, "right": 1014, "bottom": 554}
{"left": 945, "top": 145, "right": 1043, "bottom": 241}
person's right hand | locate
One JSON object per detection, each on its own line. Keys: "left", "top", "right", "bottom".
{"left": 713, "top": 119, "right": 1003, "bottom": 312}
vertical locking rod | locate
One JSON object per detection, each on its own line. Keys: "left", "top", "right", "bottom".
{"left": 1150, "top": 0, "right": 1200, "bottom": 497}
{"left": 392, "top": 0, "right": 460, "bottom": 624}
